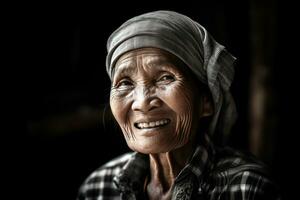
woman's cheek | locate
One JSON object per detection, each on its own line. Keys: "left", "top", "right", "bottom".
{"left": 161, "top": 82, "right": 195, "bottom": 142}
{"left": 111, "top": 90, "right": 136, "bottom": 137}
{"left": 110, "top": 90, "right": 130, "bottom": 124}
{"left": 160, "top": 82, "right": 194, "bottom": 113}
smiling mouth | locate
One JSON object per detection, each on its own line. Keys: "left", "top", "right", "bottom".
{"left": 134, "top": 119, "right": 170, "bottom": 129}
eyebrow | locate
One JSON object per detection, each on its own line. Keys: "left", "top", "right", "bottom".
{"left": 113, "top": 62, "right": 137, "bottom": 79}
{"left": 147, "top": 58, "right": 174, "bottom": 68}
{"left": 113, "top": 55, "right": 180, "bottom": 79}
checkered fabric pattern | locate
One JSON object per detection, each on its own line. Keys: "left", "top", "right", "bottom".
{"left": 77, "top": 137, "right": 280, "bottom": 200}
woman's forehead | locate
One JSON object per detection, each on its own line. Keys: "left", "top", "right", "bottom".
{"left": 116, "top": 48, "right": 174, "bottom": 64}
{"left": 114, "top": 48, "right": 188, "bottom": 74}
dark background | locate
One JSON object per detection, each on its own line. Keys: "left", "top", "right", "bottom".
{"left": 9, "top": 1, "right": 298, "bottom": 199}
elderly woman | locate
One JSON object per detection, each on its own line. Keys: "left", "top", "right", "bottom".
{"left": 77, "top": 11, "right": 280, "bottom": 200}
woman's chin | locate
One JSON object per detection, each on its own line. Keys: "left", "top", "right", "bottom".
{"left": 127, "top": 141, "right": 178, "bottom": 154}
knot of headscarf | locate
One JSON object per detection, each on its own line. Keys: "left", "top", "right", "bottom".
{"left": 106, "top": 10, "right": 237, "bottom": 144}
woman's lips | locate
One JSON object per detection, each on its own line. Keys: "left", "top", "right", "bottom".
{"left": 134, "top": 119, "right": 170, "bottom": 129}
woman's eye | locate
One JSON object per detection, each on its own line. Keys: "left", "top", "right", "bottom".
{"left": 117, "top": 79, "right": 133, "bottom": 88}
{"left": 159, "top": 75, "right": 175, "bottom": 82}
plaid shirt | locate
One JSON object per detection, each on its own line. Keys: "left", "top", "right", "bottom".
{"left": 77, "top": 136, "right": 280, "bottom": 200}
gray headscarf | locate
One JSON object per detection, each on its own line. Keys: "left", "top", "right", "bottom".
{"left": 106, "top": 10, "right": 237, "bottom": 144}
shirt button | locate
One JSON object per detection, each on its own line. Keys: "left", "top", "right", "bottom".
{"left": 198, "top": 187, "right": 202, "bottom": 193}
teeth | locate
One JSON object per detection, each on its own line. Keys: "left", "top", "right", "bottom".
{"left": 136, "top": 119, "right": 169, "bottom": 129}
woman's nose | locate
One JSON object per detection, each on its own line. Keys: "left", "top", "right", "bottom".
{"left": 131, "top": 86, "right": 162, "bottom": 112}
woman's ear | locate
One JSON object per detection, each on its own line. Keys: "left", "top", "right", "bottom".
{"left": 200, "top": 94, "right": 214, "bottom": 117}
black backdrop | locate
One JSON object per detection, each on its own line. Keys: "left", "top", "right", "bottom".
{"left": 9, "top": 1, "right": 298, "bottom": 199}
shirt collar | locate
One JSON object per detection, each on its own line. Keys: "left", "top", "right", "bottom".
{"left": 175, "top": 134, "right": 215, "bottom": 184}
{"left": 113, "top": 152, "right": 149, "bottom": 195}
{"left": 113, "top": 134, "right": 215, "bottom": 195}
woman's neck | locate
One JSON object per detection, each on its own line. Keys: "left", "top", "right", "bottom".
{"left": 146, "top": 142, "right": 196, "bottom": 200}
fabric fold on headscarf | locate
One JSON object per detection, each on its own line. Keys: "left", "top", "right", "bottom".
{"left": 106, "top": 10, "right": 237, "bottom": 144}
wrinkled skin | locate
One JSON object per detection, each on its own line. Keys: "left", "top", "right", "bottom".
{"left": 110, "top": 48, "right": 213, "bottom": 199}
{"left": 110, "top": 48, "right": 212, "bottom": 154}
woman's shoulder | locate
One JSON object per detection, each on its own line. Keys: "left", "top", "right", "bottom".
{"left": 211, "top": 146, "right": 269, "bottom": 175}
{"left": 204, "top": 147, "right": 281, "bottom": 199}
{"left": 83, "top": 152, "right": 134, "bottom": 184}
{"left": 208, "top": 146, "right": 275, "bottom": 183}
{"left": 77, "top": 152, "right": 135, "bottom": 199}
{"left": 101, "top": 152, "right": 134, "bottom": 169}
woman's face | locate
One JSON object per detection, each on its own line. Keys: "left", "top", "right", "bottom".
{"left": 110, "top": 48, "right": 211, "bottom": 154}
